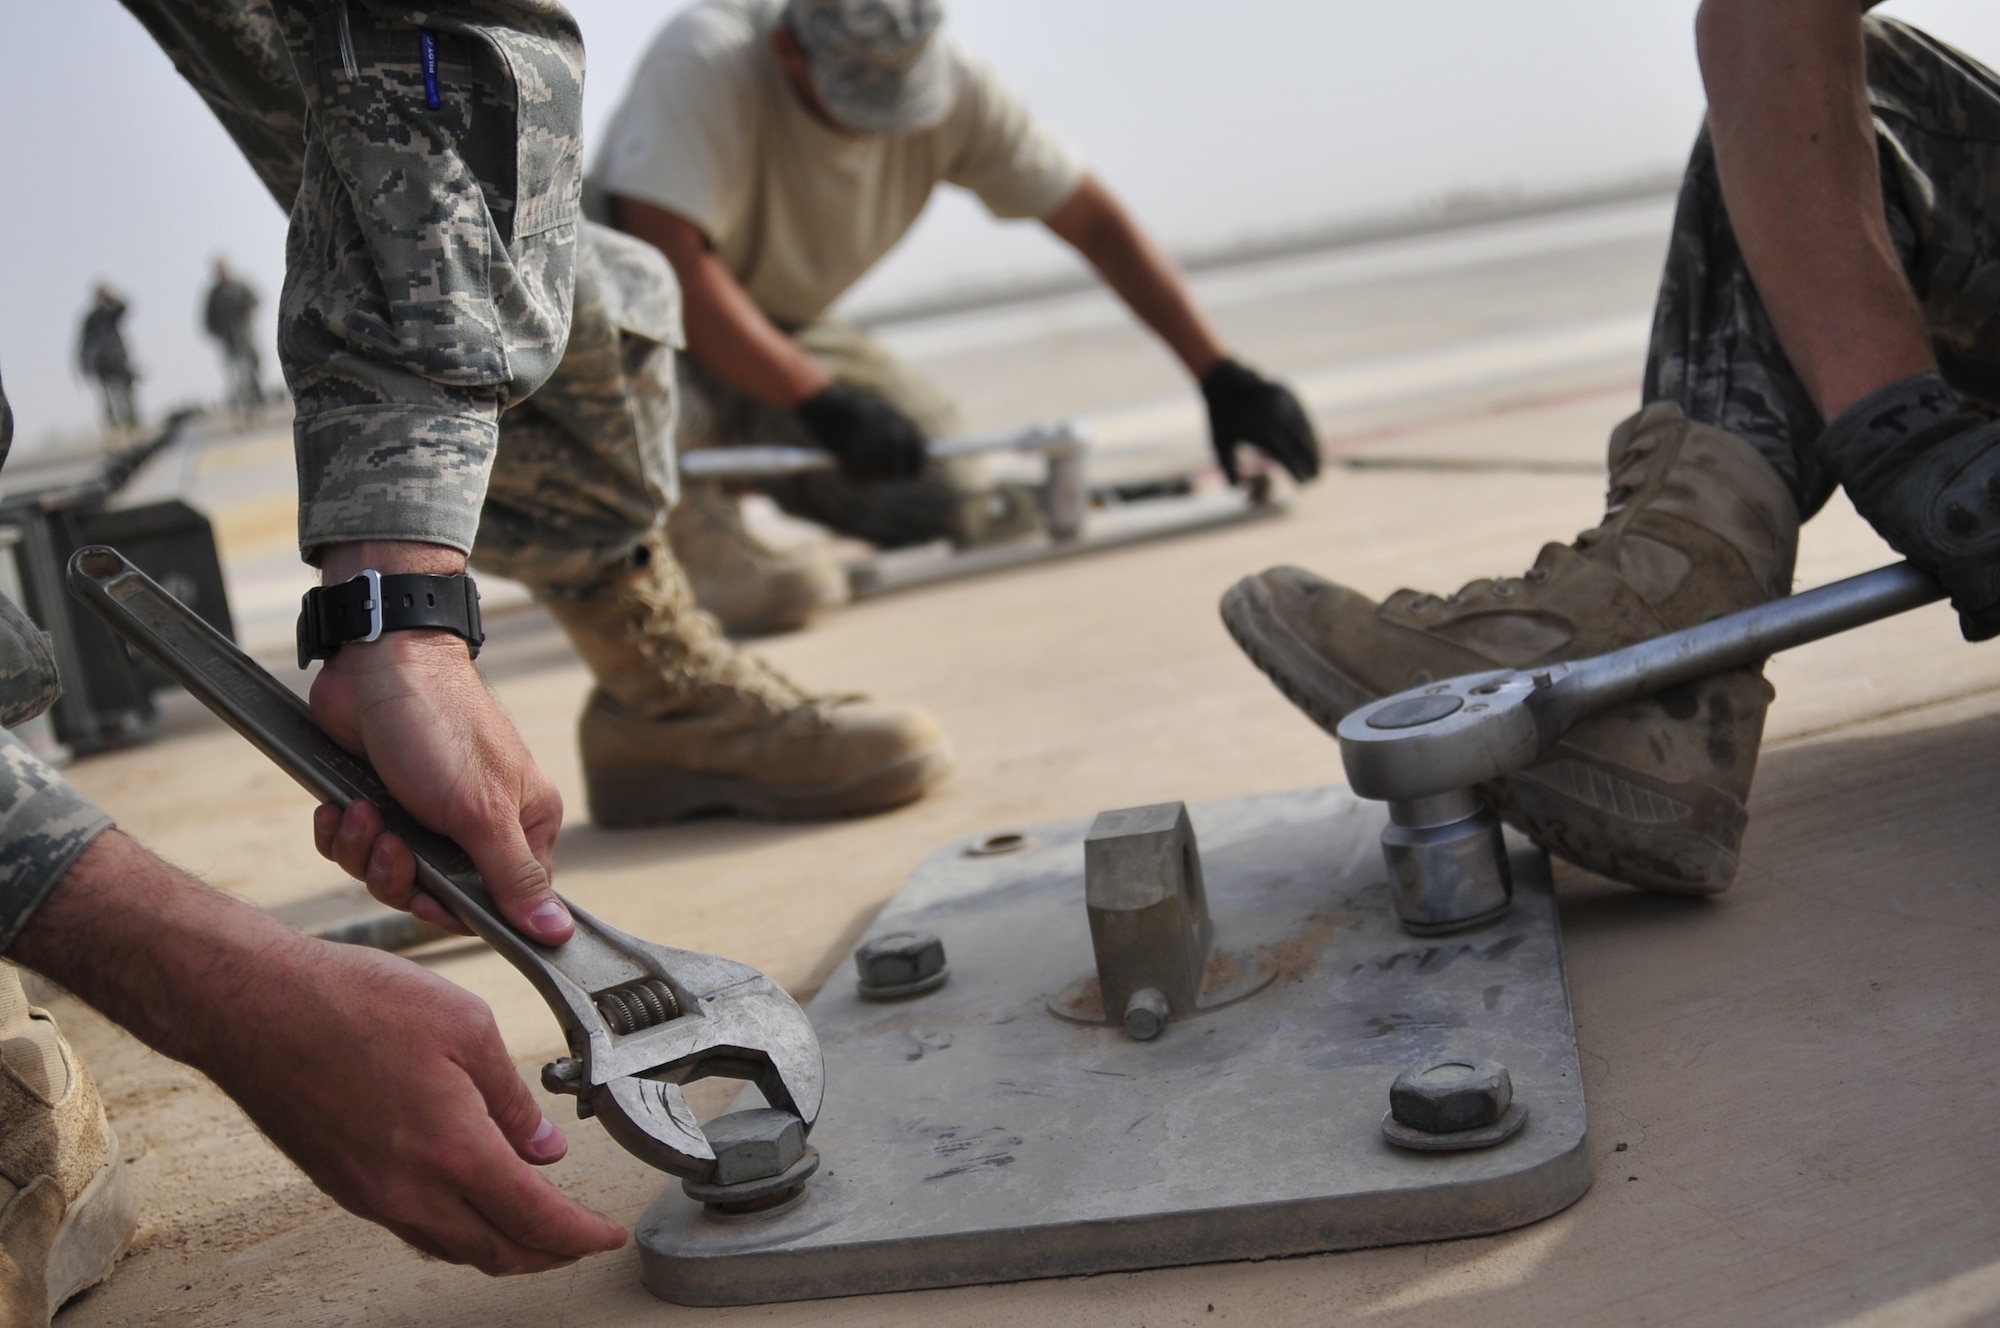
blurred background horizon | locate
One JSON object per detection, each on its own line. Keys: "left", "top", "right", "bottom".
{"left": 4, "top": 0, "right": 1997, "bottom": 452}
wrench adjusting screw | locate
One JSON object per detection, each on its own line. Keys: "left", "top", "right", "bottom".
{"left": 593, "top": 977, "right": 681, "bottom": 1034}
{"left": 855, "top": 931, "right": 949, "bottom": 1000}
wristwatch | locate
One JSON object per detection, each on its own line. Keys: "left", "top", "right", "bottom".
{"left": 296, "top": 569, "right": 484, "bottom": 670}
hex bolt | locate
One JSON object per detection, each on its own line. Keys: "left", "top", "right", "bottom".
{"left": 854, "top": 930, "right": 949, "bottom": 1000}
{"left": 703, "top": 1108, "right": 806, "bottom": 1186}
{"left": 1389, "top": 1057, "right": 1513, "bottom": 1134}
{"left": 680, "top": 1108, "right": 821, "bottom": 1219}
{"left": 1123, "top": 987, "right": 1171, "bottom": 1041}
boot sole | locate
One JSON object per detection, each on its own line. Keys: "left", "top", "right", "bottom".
{"left": 585, "top": 748, "right": 952, "bottom": 828}
{"left": 1219, "top": 575, "right": 1380, "bottom": 735}
{"left": 1497, "top": 746, "right": 1743, "bottom": 895}
{"left": 48, "top": 1131, "right": 136, "bottom": 1318}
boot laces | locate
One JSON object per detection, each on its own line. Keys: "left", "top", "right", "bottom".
{"left": 617, "top": 570, "right": 824, "bottom": 718}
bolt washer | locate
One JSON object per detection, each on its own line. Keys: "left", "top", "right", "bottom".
{"left": 1381, "top": 1102, "right": 1530, "bottom": 1152}
{"left": 682, "top": 1147, "right": 821, "bottom": 1208}
{"left": 856, "top": 967, "right": 950, "bottom": 1000}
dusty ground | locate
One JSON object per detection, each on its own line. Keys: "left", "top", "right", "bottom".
{"left": 31, "top": 197, "right": 2000, "bottom": 1324}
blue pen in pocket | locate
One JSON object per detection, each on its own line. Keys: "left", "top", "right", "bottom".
{"left": 420, "top": 28, "right": 441, "bottom": 109}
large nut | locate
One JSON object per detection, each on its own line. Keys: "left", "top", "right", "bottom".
{"left": 854, "top": 931, "right": 948, "bottom": 998}
{"left": 703, "top": 1108, "right": 807, "bottom": 1185}
{"left": 1389, "top": 1057, "right": 1512, "bottom": 1134}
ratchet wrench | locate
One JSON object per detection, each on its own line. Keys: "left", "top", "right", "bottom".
{"left": 65, "top": 545, "right": 823, "bottom": 1180}
{"left": 1335, "top": 560, "right": 1945, "bottom": 934}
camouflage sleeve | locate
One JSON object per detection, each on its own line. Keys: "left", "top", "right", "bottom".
{"left": 0, "top": 733, "right": 114, "bottom": 954}
{"left": 277, "top": 0, "right": 585, "bottom": 559}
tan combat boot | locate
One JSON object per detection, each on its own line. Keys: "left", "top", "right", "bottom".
{"left": 666, "top": 485, "right": 849, "bottom": 637}
{"left": 1221, "top": 404, "right": 1800, "bottom": 894}
{"left": 547, "top": 539, "right": 951, "bottom": 827}
{"left": 0, "top": 966, "right": 134, "bottom": 1326}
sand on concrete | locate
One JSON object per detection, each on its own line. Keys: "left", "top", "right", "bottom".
{"left": 33, "top": 198, "right": 2000, "bottom": 1324}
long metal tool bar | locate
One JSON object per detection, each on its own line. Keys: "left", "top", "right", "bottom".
{"left": 1335, "top": 561, "right": 1943, "bottom": 934}
{"left": 64, "top": 546, "right": 823, "bottom": 1178}
{"left": 676, "top": 420, "right": 1085, "bottom": 481}
{"left": 1339, "top": 561, "right": 1943, "bottom": 802}
{"left": 680, "top": 421, "right": 1090, "bottom": 542}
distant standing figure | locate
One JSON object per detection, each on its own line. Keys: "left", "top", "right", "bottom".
{"left": 203, "top": 259, "right": 263, "bottom": 416}
{"left": 76, "top": 286, "right": 138, "bottom": 431}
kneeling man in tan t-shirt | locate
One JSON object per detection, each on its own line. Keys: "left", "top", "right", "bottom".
{"left": 593, "top": 0, "right": 1320, "bottom": 634}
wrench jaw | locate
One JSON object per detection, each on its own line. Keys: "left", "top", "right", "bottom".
{"left": 544, "top": 967, "right": 827, "bottom": 1180}
{"left": 589, "top": 1078, "right": 716, "bottom": 1179}
{"left": 579, "top": 1026, "right": 827, "bottom": 1181}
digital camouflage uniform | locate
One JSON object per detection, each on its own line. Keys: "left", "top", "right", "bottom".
{"left": 1646, "top": 14, "right": 2000, "bottom": 520}
{"left": 0, "top": 378, "right": 113, "bottom": 950}
{"left": 119, "top": 0, "right": 680, "bottom": 587}
{"left": 0, "top": 0, "right": 686, "bottom": 945}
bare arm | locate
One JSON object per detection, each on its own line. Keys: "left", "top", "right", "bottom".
{"left": 1695, "top": 0, "right": 1934, "bottom": 419}
{"left": 8, "top": 831, "right": 626, "bottom": 1274}
{"left": 612, "top": 196, "right": 831, "bottom": 409}
{"left": 1043, "top": 174, "right": 1227, "bottom": 380}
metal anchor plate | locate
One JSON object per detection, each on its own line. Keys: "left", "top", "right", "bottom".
{"left": 638, "top": 785, "right": 1590, "bottom": 1305}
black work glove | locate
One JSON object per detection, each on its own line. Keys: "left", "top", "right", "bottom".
{"left": 1820, "top": 371, "right": 2000, "bottom": 642}
{"left": 797, "top": 382, "right": 928, "bottom": 482}
{"left": 1200, "top": 358, "right": 1321, "bottom": 485}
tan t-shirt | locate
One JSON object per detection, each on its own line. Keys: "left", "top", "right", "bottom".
{"left": 589, "top": 0, "right": 1087, "bottom": 326}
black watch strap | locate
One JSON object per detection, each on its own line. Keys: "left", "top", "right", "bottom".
{"left": 297, "top": 570, "right": 484, "bottom": 669}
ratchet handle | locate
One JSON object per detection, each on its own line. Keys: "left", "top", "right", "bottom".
{"left": 1339, "top": 560, "right": 1948, "bottom": 801}
{"left": 1565, "top": 560, "right": 1945, "bottom": 716}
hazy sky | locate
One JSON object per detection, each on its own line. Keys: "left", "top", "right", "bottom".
{"left": 4, "top": 1, "right": 1997, "bottom": 445}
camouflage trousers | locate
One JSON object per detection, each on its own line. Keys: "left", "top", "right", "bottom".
{"left": 119, "top": 0, "right": 681, "bottom": 591}
{"left": 0, "top": 328, "right": 144, "bottom": 950}
{"left": 0, "top": 382, "right": 113, "bottom": 950}
{"left": 1645, "top": 15, "right": 2000, "bottom": 521}
{"left": 678, "top": 320, "right": 990, "bottom": 549}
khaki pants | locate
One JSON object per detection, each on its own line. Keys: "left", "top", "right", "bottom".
{"left": 677, "top": 320, "right": 993, "bottom": 550}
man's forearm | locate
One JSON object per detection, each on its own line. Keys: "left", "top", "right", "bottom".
{"left": 7, "top": 831, "right": 304, "bottom": 1076}
{"left": 9, "top": 829, "right": 627, "bottom": 1273}
{"left": 1044, "top": 175, "right": 1226, "bottom": 381}
{"left": 612, "top": 196, "right": 831, "bottom": 409}
{"left": 1696, "top": 0, "right": 1934, "bottom": 419}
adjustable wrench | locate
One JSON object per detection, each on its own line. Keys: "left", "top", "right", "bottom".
{"left": 65, "top": 546, "right": 823, "bottom": 1180}
{"left": 1335, "top": 562, "right": 1945, "bottom": 934}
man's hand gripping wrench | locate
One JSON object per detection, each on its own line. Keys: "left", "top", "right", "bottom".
{"left": 65, "top": 546, "right": 823, "bottom": 1179}
{"left": 1336, "top": 562, "right": 1946, "bottom": 934}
